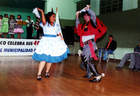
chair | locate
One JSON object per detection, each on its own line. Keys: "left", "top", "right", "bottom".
{"left": 98, "top": 49, "right": 115, "bottom": 63}
{"left": 97, "top": 48, "right": 105, "bottom": 63}
{"left": 97, "top": 49, "right": 102, "bottom": 63}
{"left": 106, "top": 52, "right": 115, "bottom": 62}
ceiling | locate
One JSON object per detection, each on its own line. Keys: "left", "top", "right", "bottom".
{"left": 0, "top": 0, "right": 46, "bottom": 9}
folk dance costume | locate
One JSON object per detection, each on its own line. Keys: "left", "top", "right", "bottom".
{"left": 14, "top": 19, "right": 24, "bottom": 33}
{"left": 35, "top": 18, "right": 43, "bottom": 39}
{"left": 0, "top": 18, "right": 2, "bottom": 35}
{"left": 9, "top": 19, "right": 16, "bottom": 35}
{"left": 0, "top": 17, "right": 9, "bottom": 33}
{"left": 76, "top": 9, "right": 107, "bottom": 82}
{"left": 32, "top": 22, "right": 70, "bottom": 63}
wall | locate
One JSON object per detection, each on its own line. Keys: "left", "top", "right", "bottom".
{"left": 90, "top": 0, "right": 100, "bottom": 16}
{"left": 90, "top": 0, "right": 139, "bottom": 15}
{"left": 123, "top": 0, "right": 138, "bottom": 11}
{"left": 46, "top": 0, "right": 76, "bottom": 20}
{"left": 97, "top": 8, "right": 140, "bottom": 48}
{"left": 88, "top": 0, "right": 139, "bottom": 59}
{"left": 96, "top": 8, "right": 140, "bottom": 59}
{"left": 44, "top": 0, "right": 76, "bottom": 28}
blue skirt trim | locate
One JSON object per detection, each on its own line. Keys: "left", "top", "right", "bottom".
{"left": 32, "top": 48, "right": 70, "bottom": 63}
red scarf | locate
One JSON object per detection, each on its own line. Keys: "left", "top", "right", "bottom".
{"left": 76, "top": 18, "right": 107, "bottom": 47}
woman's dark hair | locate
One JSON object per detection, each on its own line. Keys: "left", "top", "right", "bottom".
{"left": 45, "top": 12, "right": 55, "bottom": 24}
{"left": 17, "top": 14, "right": 21, "bottom": 19}
{"left": 4, "top": 14, "right": 8, "bottom": 17}
{"left": 0, "top": 15, "right": 3, "bottom": 18}
{"left": 81, "top": 11, "right": 91, "bottom": 17}
{"left": 10, "top": 15, "right": 15, "bottom": 19}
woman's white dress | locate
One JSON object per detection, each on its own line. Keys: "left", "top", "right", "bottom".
{"left": 32, "top": 22, "right": 70, "bottom": 63}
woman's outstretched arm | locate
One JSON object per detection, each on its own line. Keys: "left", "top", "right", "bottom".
{"left": 36, "top": 7, "right": 46, "bottom": 25}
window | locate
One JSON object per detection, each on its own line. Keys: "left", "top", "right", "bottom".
{"left": 76, "top": 0, "right": 90, "bottom": 11}
{"left": 138, "top": 0, "right": 140, "bottom": 8}
{"left": 100, "top": 0, "right": 123, "bottom": 14}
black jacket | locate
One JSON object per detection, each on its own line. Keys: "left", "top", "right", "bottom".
{"left": 105, "top": 40, "right": 117, "bottom": 51}
{"left": 134, "top": 45, "right": 140, "bottom": 53}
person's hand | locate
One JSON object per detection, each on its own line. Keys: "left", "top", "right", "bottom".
{"left": 76, "top": 11, "right": 80, "bottom": 18}
{"left": 61, "top": 37, "right": 64, "bottom": 40}
{"left": 36, "top": 7, "right": 43, "bottom": 12}
{"left": 85, "top": 5, "right": 91, "bottom": 10}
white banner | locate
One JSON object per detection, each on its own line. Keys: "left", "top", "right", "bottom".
{"left": 0, "top": 39, "right": 40, "bottom": 56}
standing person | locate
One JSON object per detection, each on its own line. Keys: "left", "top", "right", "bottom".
{"left": 32, "top": 8, "right": 70, "bottom": 81}
{"left": 26, "top": 16, "right": 34, "bottom": 39}
{"left": 76, "top": 5, "right": 107, "bottom": 82}
{"left": 0, "top": 15, "right": 3, "bottom": 38}
{"left": 35, "top": 17, "right": 43, "bottom": 39}
{"left": 98, "top": 35, "right": 117, "bottom": 61}
{"left": 0, "top": 14, "right": 9, "bottom": 38}
{"left": 9, "top": 15, "right": 16, "bottom": 38}
{"left": 14, "top": 14, "right": 24, "bottom": 39}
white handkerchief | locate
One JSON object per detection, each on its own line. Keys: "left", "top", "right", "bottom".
{"left": 33, "top": 8, "right": 40, "bottom": 18}
{"left": 80, "top": 8, "right": 86, "bottom": 13}
{"left": 76, "top": 5, "right": 90, "bottom": 15}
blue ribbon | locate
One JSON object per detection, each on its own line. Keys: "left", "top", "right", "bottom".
{"left": 44, "top": 34, "right": 57, "bottom": 37}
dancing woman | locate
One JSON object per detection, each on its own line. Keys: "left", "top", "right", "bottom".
{"left": 32, "top": 8, "right": 70, "bottom": 81}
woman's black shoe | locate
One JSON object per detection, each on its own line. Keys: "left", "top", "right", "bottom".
{"left": 37, "top": 75, "right": 42, "bottom": 81}
{"left": 45, "top": 72, "right": 49, "bottom": 78}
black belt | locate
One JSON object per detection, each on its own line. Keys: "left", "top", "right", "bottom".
{"left": 84, "top": 39, "right": 94, "bottom": 45}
